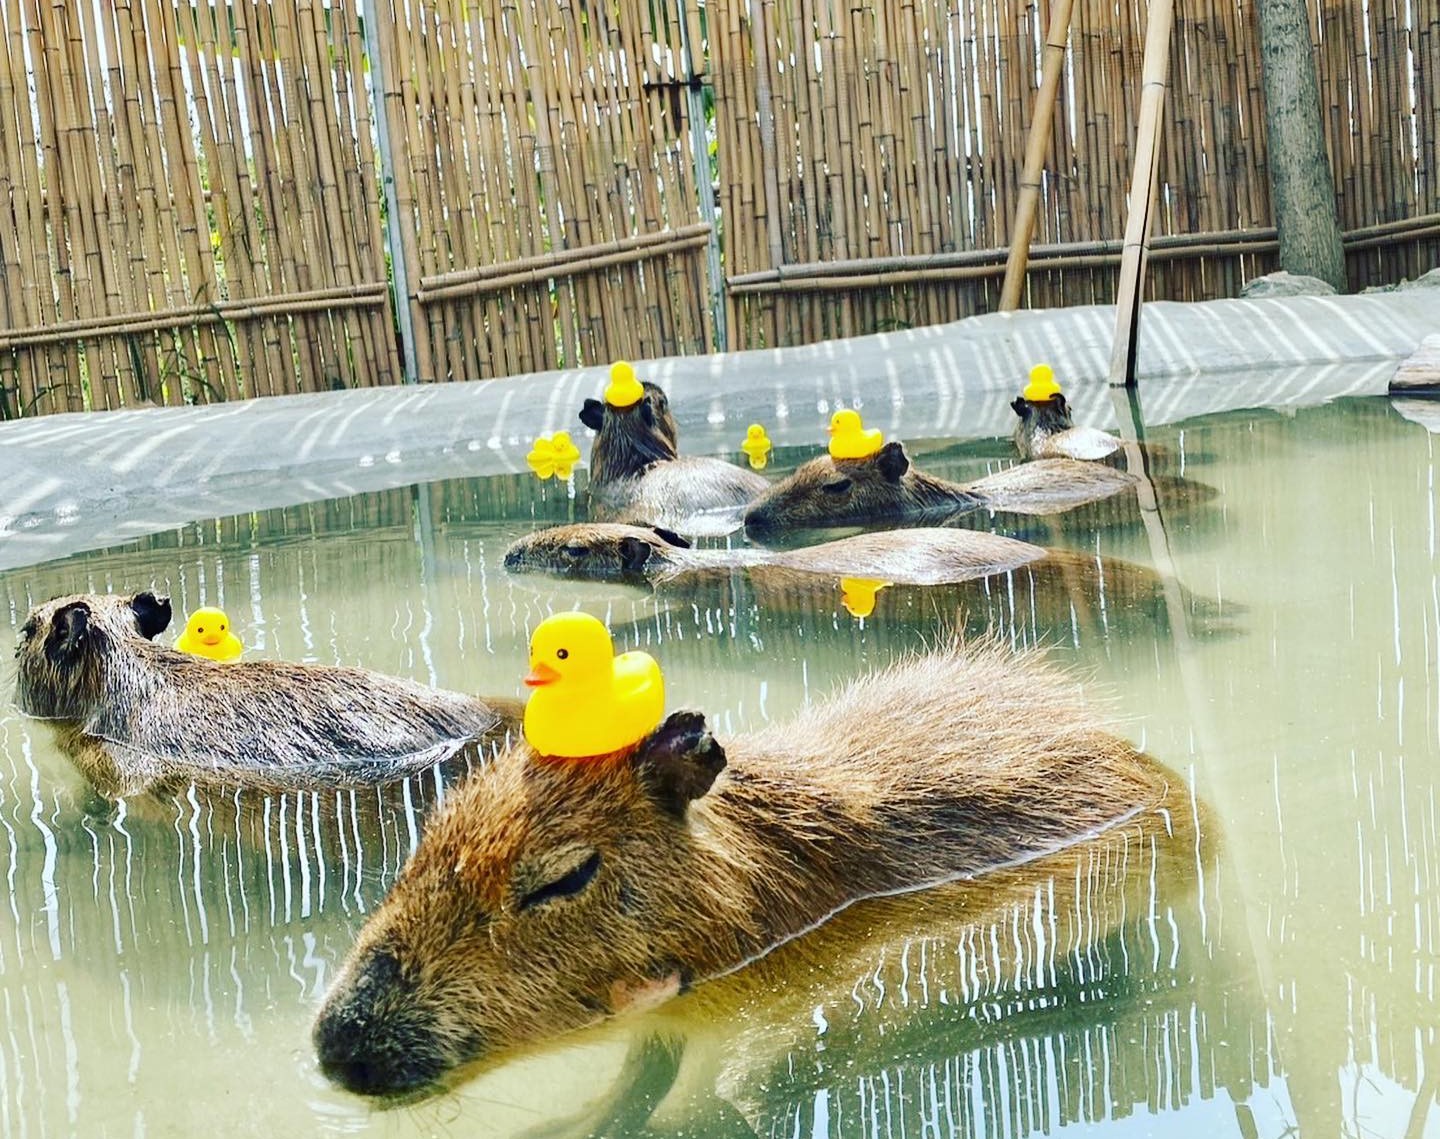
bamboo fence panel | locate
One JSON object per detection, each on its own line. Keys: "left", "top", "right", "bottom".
{"left": 0, "top": 0, "right": 399, "bottom": 419}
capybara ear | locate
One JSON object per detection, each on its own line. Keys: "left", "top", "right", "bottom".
{"left": 129, "top": 591, "right": 172, "bottom": 639}
{"left": 618, "top": 536, "right": 655, "bottom": 575}
{"left": 46, "top": 601, "right": 91, "bottom": 666}
{"left": 1053, "top": 393, "right": 1069, "bottom": 415}
{"left": 633, "top": 710, "right": 727, "bottom": 820}
{"left": 579, "top": 398, "right": 605, "bottom": 431}
{"left": 1010, "top": 397, "right": 1030, "bottom": 420}
{"left": 875, "top": 441, "right": 910, "bottom": 483}
{"left": 649, "top": 527, "right": 691, "bottom": 549}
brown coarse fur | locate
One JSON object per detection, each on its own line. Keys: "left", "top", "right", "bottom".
{"left": 503, "top": 521, "right": 1047, "bottom": 586}
{"left": 312, "top": 640, "right": 1182, "bottom": 1098}
{"left": 1011, "top": 393, "right": 1124, "bottom": 462}
{"left": 579, "top": 382, "right": 768, "bottom": 535}
{"left": 742, "top": 441, "right": 1137, "bottom": 536}
{"left": 12, "top": 591, "right": 522, "bottom": 798}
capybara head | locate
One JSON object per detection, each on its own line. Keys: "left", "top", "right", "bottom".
{"left": 503, "top": 523, "right": 691, "bottom": 582}
{"left": 744, "top": 441, "right": 970, "bottom": 535}
{"left": 313, "top": 714, "right": 726, "bottom": 1097}
{"left": 1011, "top": 394, "right": 1074, "bottom": 459}
{"left": 14, "top": 591, "right": 172, "bottom": 719}
{"left": 579, "top": 381, "right": 681, "bottom": 483}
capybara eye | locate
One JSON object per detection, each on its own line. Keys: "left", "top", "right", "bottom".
{"left": 822, "top": 478, "right": 853, "bottom": 495}
{"left": 518, "top": 852, "right": 601, "bottom": 911}
{"left": 556, "top": 648, "right": 569, "bottom": 660}
{"left": 562, "top": 545, "right": 589, "bottom": 559}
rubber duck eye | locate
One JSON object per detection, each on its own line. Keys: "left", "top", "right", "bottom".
{"left": 197, "top": 626, "right": 205, "bottom": 634}
{"left": 822, "top": 478, "right": 853, "bottom": 495}
{"left": 556, "top": 648, "right": 569, "bottom": 660}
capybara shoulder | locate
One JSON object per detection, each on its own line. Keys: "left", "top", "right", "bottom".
{"left": 13, "top": 591, "right": 521, "bottom": 797}
{"left": 314, "top": 641, "right": 1184, "bottom": 1096}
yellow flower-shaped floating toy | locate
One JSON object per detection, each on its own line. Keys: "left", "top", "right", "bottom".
{"left": 605, "top": 360, "right": 644, "bottom": 409}
{"left": 522, "top": 612, "right": 665, "bottom": 758}
{"left": 527, "top": 431, "right": 582, "bottom": 480}
{"left": 740, "top": 424, "right": 772, "bottom": 470}
{"left": 1021, "top": 363, "right": 1062, "bottom": 403}
{"left": 839, "top": 577, "right": 891, "bottom": 619}
{"left": 174, "top": 606, "right": 244, "bottom": 662}
{"left": 827, "top": 409, "right": 884, "bottom": 460}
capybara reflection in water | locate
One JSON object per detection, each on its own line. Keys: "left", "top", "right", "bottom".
{"left": 742, "top": 441, "right": 1137, "bottom": 536}
{"left": 313, "top": 641, "right": 1185, "bottom": 1097}
{"left": 12, "top": 591, "right": 522, "bottom": 798}
{"left": 579, "top": 378, "right": 767, "bottom": 536}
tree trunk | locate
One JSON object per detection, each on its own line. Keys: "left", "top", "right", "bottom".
{"left": 1256, "top": 0, "right": 1347, "bottom": 291}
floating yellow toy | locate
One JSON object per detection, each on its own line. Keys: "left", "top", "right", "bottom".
{"left": 604, "top": 360, "right": 644, "bottom": 409}
{"left": 827, "top": 409, "right": 884, "bottom": 460}
{"left": 1021, "top": 363, "right": 1062, "bottom": 403}
{"left": 527, "top": 431, "right": 582, "bottom": 480}
{"left": 840, "top": 577, "right": 891, "bottom": 619}
{"left": 522, "top": 612, "right": 665, "bottom": 758}
{"left": 740, "top": 424, "right": 772, "bottom": 470}
{"left": 174, "top": 606, "right": 243, "bottom": 662}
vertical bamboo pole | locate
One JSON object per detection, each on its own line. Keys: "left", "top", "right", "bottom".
{"left": 1108, "top": 0, "right": 1175, "bottom": 387}
{"left": 1001, "top": 0, "right": 1075, "bottom": 311}
{"left": 678, "top": 0, "right": 726, "bottom": 350}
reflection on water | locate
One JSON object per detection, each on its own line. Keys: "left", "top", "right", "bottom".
{"left": 0, "top": 396, "right": 1438, "bottom": 1136}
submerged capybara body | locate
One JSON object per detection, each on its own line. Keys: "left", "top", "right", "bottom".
{"left": 313, "top": 641, "right": 1184, "bottom": 1096}
{"left": 13, "top": 591, "right": 522, "bottom": 797}
{"left": 580, "top": 381, "right": 768, "bottom": 535}
{"left": 742, "top": 441, "right": 1138, "bottom": 536}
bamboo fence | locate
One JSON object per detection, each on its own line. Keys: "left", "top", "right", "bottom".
{"left": 0, "top": 0, "right": 1436, "bottom": 415}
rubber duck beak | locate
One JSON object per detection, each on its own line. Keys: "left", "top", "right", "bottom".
{"left": 524, "top": 662, "right": 562, "bottom": 688}
{"left": 201, "top": 631, "right": 224, "bottom": 646}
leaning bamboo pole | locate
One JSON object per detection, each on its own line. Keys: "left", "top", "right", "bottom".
{"left": 1109, "top": 0, "right": 1176, "bottom": 387}
{"left": 1001, "top": 0, "right": 1075, "bottom": 312}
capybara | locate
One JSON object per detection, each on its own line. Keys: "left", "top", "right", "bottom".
{"left": 313, "top": 640, "right": 1185, "bottom": 1096}
{"left": 1011, "top": 389, "right": 1123, "bottom": 462}
{"left": 12, "top": 591, "right": 522, "bottom": 798}
{"left": 579, "top": 380, "right": 768, "bottom": 536}
{"left": 743, "top": 441, "right": 1137, "bottom": 536}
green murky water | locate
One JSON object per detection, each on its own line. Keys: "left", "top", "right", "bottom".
{"left": 1, "top": 396, "right": 1437, "bottom": 1137}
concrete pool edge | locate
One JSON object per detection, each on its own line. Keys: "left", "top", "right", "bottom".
{"left": 2, "top": 288, "right": 1437, "bottom": 573}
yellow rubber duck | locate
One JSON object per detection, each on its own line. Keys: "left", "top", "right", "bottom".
{"left": 604, "top": 360, "right": 644, "bottom": 409}
{"left": 174, "top": 606, "right": 243, "bottom": 662}
{"left": 1021, "top": 363, "right": 1063, "bottom": 403}
{"left": 522, "top": 612, "right": 664, "bottom": 758}
{"left": 527, "top": 431, "right": 582, "bottom": 480}
{"left": 827, "top": 409, "right": 884, "bottom": 460}
{"left": 740, "top": 424, "right": 772, "bottom": 470}
{"left": 840, "top": 577, "right": 891, "bottom": 619}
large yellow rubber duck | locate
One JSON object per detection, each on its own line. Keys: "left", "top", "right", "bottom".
{"left": 174, "top": 606, "right": 243, "bottom": 662}
{"left": 1021, "top": 363, "right": 1063, "bottom": 402}
{"left": 522, "top": 612, "right": 664, "bottom": 758}
{"left": 527, "top": 431, "right": 582, "bottom": 479}
{"left": 605, "top": 360, "right": 644, "bottom": 409}
{"left": 840, "top": 577, "right": 891, "bottom": 618}
{"left": 827, "top": 409, "right": 883, "bottom": 460}
{"left": 740, "top": 424, "right": 772, "bottom": 470}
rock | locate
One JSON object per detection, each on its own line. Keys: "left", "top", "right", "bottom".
{"left": 1240, "top": 271, "right": 1338, "bottom": 298}
{"left": 1388, "top": 334, "right": 1440, "bottom": 395}
{"left": 1401, "top": 267, "right": 1440, "bottom": 290}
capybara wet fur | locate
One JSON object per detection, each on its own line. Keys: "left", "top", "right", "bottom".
{"left": 580, "top": 381, "right": 767, "bottom": 533}
{"left": 12, "top": 591, "right": 522, "bottom": 797}
{"left": 743, "top": 441, "right": 1137, "bottom": 534}
{"left": 313, "top": 639, "right": 1183, "bottom": 1097}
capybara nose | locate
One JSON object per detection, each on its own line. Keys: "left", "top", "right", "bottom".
{"left": 742, "top": 504, "right": 777, "bottom": 538}
{"left": 502, "top": 547, "right": 521, "bottom": 570}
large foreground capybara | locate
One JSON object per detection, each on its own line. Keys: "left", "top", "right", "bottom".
{"left": 742, "top": 441, "right": 1137, "bottom": 536}
{"left": 12, "top": 591, "right": 522, "bottom": 798}
{"left": 312, "top": 640, "right": 1188, "bottom": 1097}
{"left": 579, "top": 379, "right": 768, "bottom": 535}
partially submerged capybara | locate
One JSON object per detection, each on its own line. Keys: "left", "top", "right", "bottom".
{"left": 1011, "top": 389, "right": 1124, "bottom": 462}
{"left": 313, "top": 641, "right": 1184, "bottom": 1096}
{"left": 13, "top": 591, "right": 522, "bottom": 797}
{"left": 743, "top": 440, "right": 1137, "bottom": 535}
{"left": 579, "top": 380, "right": 768, "bottom": 535}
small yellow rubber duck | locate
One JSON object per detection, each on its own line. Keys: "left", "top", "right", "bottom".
{"left": 522, "top": 612, "right": 664, "bottom": 758}
{"left": 840, "top": 577, "right": 891, "bottom": 619}
{"left": 604, "top": 360, "right": 644, "bottom": 409}
{"left": 174, "top": 606, "right": 243, "bottom": 662}
{"left": 527, "top": 431, "right": 582, "bottom": 480}
{"left": 1021, "top": 363, "right": 1063, "bottom": 402}
{"left": 740, "top": 424, "right": 772, "bottom": 470}
{"left": 827, "top": 409, "right": 884, "bottom": 460}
